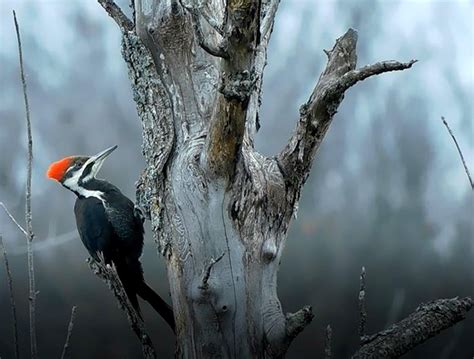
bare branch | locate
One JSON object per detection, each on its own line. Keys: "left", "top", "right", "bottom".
{"left": 336, "top": 60, "right": 417, "bottom": 93}
{"left": 441, "top": 116, "right": 474, "bottom": 190}
{"left": 60, "top": 306, "right": 77, "bottom": 359}
{"left": 0, "top": 236, "right": 19, "bottom": 359}
{"left": 324, "top": 324, "right": 332, "bottom": 359}
{"left": 98, "top": 0, "right": 134, "bottom": 32}
{"left": 199, "top": 252, "right": 225, "bottom": 291}
{"left": 0, "top": 202, "right": 27, "bottom": 237}
{"left": 13, "top": 10, "right": 38, "bottom": 358}
{"left": 352, "top": 297, "right": 473, "bottom": 359}
{"left": 285, "top": 305, "right": 314, "bottom": 340}
{"left": 88, "top": 256, "right": 157, "bottom": 359}
{"left": 358, "top": 266, "right": 367, "bottom": 342}
{"left": 277, "top": 28, "right": 416, "bottom": 192}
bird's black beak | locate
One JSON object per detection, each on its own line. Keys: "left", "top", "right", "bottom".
{"left": 86, "top": 145, "right": 118, "bottom": 179}
{"left": 90, "top": 145, "right": 118, "bottom": 163}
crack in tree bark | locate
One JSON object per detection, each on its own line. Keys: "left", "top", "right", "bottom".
{"left": 200, "top": 252, "right": 226, "bottom": 291}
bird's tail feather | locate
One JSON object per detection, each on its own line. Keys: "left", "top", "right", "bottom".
{"left": 115, "top": 258, "right": 175, "bottom": 333}
{"left": 137, "top": 281, "right": 176, "bottom": 333}
{"left": 114, "top": 261, "right": 143, "bottom": 318}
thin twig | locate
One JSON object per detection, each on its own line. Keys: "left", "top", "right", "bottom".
{"left": 441, "top": 116, "right": 473, "bottom": 190}
{"left": 0, "top": 236, "right": 19, "bottom": 359}
{"left": 0, "top": 202, "right": 27, "bottom": 236}
{"left": 358, "top": 266, "right": 367, "bottom": 343}
{"left": 199, "top": 252, "right": 225, "bottom": 290}
{"left": 60, "top": 306, "right": 77, "bottom": 359}
{"left": 13, "top": 10, "right": 38, "bottom": 359}
{"left": 324, "top": 324, "right": 332, "bottom": 359}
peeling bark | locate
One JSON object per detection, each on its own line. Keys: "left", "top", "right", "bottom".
{"left": 96, "top": 1, "right": 471, "bottom": 358}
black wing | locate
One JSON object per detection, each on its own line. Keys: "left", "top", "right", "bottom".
{"left": 74, "top": 196, "right": 117, "bottom": 261}
{"left": 74, "top": 195, "right": 143, "bottom": 312}
{"left": 102, "top": 189, "right": 144, "bottom": 260}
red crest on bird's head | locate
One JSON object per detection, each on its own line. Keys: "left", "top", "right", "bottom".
{"left": 46, "top": 157, "right": 74, "bottom": 181}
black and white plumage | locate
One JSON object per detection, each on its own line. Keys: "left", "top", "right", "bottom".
{"left": 47, "top": 145, "right": 175, "bottom": 332}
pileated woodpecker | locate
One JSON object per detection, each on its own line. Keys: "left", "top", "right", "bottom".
{"left": 47, "top": 145, "right": 175, "bottom": 332}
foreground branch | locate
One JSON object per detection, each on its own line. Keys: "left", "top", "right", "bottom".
{"left": 13, "top": 10, "right": 38, "bottom": 358}
{"left": 0, "top": 236, "right": 19, "bottom": 359}
{"left": 352, "top": 297, "right": 473, "bottom": 359}
{"left": 278, "top": 28, "right": 416, "bottom": 192}
{"left": 441, "top": 116, "right": 473, "bottom": 190}
{"left": 88, "top": 257, "right": 157, "bottom": 359}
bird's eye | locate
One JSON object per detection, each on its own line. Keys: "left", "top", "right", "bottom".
{"left": 65, "top": 163, "right": 79, "bottom": 174}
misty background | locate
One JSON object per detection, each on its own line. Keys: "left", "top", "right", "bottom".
{"left": 0, "top": 0, "right": 473, "bottom": 358}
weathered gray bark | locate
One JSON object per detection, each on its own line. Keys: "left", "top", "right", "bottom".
{"left": 97, "top": 1, "right": 471, "bottom": 358}
{"left": 353, "top": 297, "right": 473, "bottom": 359}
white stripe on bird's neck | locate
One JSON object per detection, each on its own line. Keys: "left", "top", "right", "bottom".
{"left": 63, "top": 158, "right": 105, "bottom": 201}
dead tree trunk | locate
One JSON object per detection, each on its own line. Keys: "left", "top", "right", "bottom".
{"left": 98, "top": 1, "right": 417, "bottom": 357}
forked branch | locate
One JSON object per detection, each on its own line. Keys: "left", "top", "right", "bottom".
{"left": 278, "top": 28, "right": 416, "bottom": 192}
{"left": 352, "top": 297, "right": 473, "bottom": 358}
